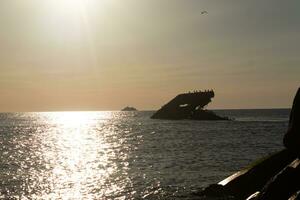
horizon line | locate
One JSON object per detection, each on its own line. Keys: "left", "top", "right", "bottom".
{"left": 0, "top": 107, "right": 291, "bottom": 113}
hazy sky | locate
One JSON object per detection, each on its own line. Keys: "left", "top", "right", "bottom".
{"left": 0, "top": 0, "right": 299, "bottom": 111}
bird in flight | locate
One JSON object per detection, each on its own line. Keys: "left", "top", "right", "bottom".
{"left": 201, "top": 11, "right": 208, "bottom": 14}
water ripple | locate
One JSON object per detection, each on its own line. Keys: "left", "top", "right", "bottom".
{"left": 0, "top": 110, "right": 288, "bottom": 199}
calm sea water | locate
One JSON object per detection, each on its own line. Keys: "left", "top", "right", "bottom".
{"left": 0, "top": 109, "right": 290, "bottom": 199}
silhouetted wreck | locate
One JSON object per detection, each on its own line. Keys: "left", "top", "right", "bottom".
{"left": 151, "top": 90, "right": 228, "bottom": 120}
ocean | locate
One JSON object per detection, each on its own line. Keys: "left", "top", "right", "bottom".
{"left": 0, "top": 109, "right": 290, "bottom": 199}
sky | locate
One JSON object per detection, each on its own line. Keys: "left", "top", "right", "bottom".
{"left": 0, "top": 0, "right": 299, "bottom": 111}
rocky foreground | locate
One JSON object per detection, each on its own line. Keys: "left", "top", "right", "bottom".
{"left": 195, "top": 149, "right": 299, "bottom": 199}
{"left": 195, "top": 88, "right": 300, "bottom": 200}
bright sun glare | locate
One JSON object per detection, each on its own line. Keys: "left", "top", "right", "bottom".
{"left": 59, "top": 0, "right": 85, "bottom": 11}
{"left": 48, "top": 112, "right": 98, "bottom": 127}
{"left": 38, "top": 111, "right": 118, "bottom": 199}
{"left": 47, "top": 0, "right": 87, "bottom": 18}
{"left": 43, "top": 0, "right": 95, "bottom": 20}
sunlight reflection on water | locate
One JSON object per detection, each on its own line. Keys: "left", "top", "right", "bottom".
{"left": 0, "top": 112, "right": 136, "bottom": 199}
{"left": 0, "top": 110, "right": 287, "bottom": 199}
{"left": 38, "top": 112, "right": 126, "bottom": 199}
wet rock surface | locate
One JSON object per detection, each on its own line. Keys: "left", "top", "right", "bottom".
{"left": 196, "top": 149, "right": 297, "bottom": 199}
{"left": 197, "top": 88, "right": 300, "bottom": 200}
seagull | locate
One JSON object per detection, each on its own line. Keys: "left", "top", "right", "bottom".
{"left": 201, "top": 11, "right": 208, "bottom": 14}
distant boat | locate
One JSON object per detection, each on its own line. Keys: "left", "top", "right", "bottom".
{"left": 121, "top": 106, "right": 138, "bottom": 111}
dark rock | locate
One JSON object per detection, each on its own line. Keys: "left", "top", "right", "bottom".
{"left": 254, "top": 159, "right": 300, "bottom": 200}
{"left": 246, "top": 192, "right": 260, "bottom": 200}
{"left": 283, "top": 88, "right": 300, "bottom": 155}
{"left": 288, "top": 191, "right": 300, "bottom": 200}
{"left": 198, "top": 88, "right": 300, "bottom": 199}
{"left": 197, "top": 149, "right": 297, "bottom": 199}
{"left": 196, "top": 184, "right": 227, "bottom": 197}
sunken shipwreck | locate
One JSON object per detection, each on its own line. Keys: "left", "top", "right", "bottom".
{"left": 151, "top": 90, "right": 228, "bottom": 120}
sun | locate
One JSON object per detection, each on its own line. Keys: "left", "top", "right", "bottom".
{"left": 40, "top": 0, "right": 93, "bottom": 41}
{"left": 45, "top": 0, "right": 87, "bottom": 17}
{"left": 44, "top": 0, "right": 113, "bottom": 15}
{"left": 40, "top": 0, "right": 114, "bottom": 27}
{"left": 58, "top": 0, "right": 86, "bottom": 13}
